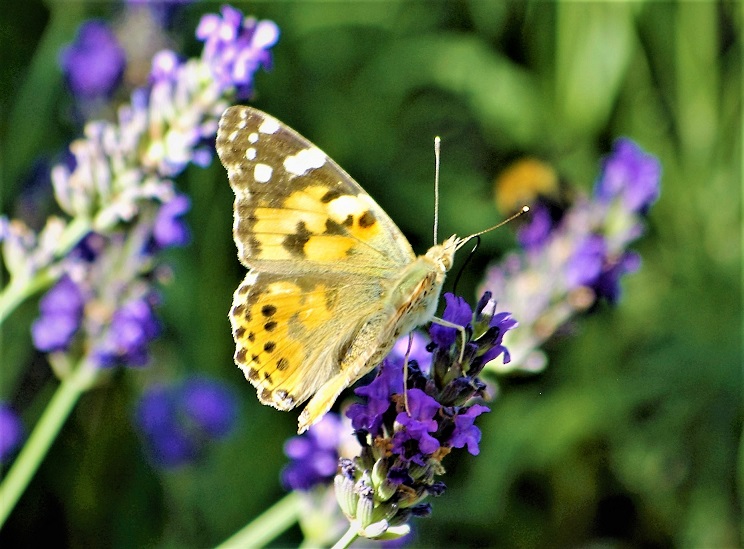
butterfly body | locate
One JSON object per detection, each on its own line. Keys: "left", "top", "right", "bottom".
{"left": 216, "top": 106, "right": 458, "bottom": 433}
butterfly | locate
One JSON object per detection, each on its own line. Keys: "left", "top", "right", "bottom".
{"left": 216, "top": 106, "right": 525, "bottom": 433}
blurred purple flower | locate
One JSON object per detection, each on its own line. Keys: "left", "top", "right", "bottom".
{"left": 181, "top": 377, "right": 237, "bottom": 437}
{"left": 31, "top": 275, "right": 84, "bottom": 352}
{"left": 594, "top": 251, "right": 641, "bottom": 304}
{"left": 565, "top": 234, "right": 606, "bottom": 288}
{"left": 150, "top": 49, "right": 181, "bottom": 83}
{"left": 0, "top": 404, "right": 24, "bottom": 463}
{"left": 60, "top": 20, "right": 126, "bottom": 99}
{"left": 126, "top": 0, "right": 193, "bottom": 29}
{"left": 282, "top": 413, "right": 344, "bottom": 491}
{"left": 95, "top": 296, "right": 160, "bottom": 367}
{"left": 517, "top": 203, "right": 553, "bottom": 252}
{"left": 137, "top": 385, "right": 195, "bottom": 466}
{"left": 595, "top": 138, "right": 661, "bottom": 213}
{"left": 152, "top": 194, "right": 191, "bottom": 249}
{"left": 196, "top": 5, "right": 279, "bottom": 99}
{"left": 136, "top": 377, "right": 237, "bottom": 468}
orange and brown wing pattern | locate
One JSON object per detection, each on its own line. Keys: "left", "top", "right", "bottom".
{"left": 216, "top": 105, "right": 415, "bottom": 277}
{"left": 229, "top": 270, "right": 384, "bottom": 412}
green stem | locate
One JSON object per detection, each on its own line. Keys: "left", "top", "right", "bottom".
{"left": 330, "top": 524, "right": 359, "bottom": 549}
{"left": 0, "top": 359, "right": 98, "bottom": 527}
{"left": 0, "top": 270, "right": 57, "bottom": 325}
{"left": 215, "top": 491, "right": 302, "bottom": 549}
{"left": 0, "top": 216, "right": 91, "bottom": 326}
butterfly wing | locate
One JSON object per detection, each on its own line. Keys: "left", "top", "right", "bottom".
{"left": 229, "top": 269, "right": 388, "bottom": 414}
{"left": 217, "top": 106, "right": 415, "bottom": 275}
{"left": 216, "top": 106, "right": 417, "bottom": 420}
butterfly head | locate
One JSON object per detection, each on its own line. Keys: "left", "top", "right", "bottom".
{"left": 425, "top": 234, "right": 460, "bottom": 274}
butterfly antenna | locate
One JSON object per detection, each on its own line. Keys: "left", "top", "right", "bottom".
{"left": 433, "top": 136, "right": 441, "bottom": 246}
{"left": 455, "top": 206, "right": 530, "bottom": 251}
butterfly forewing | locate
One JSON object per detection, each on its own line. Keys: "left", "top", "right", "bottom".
{"left": 216, "top": 106, "right": 415, "bottom": 275}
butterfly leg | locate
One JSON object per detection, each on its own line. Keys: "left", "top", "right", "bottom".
{"left": 430, "top": 316, "right": 467, "bottom": 363}
{"left": 402, "top": 331, "right": 414, "bottom": 415}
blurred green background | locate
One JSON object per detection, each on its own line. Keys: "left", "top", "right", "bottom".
{"left": 1, "top": 1, "right": 741, "bottom": 547}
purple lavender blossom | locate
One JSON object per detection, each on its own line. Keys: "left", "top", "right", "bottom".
{"left": 347, "top": 360, "right": 404, "bottom": 434}
{"left": 149, "top": 50, "right": 180, "bottom": 83}
{"left": 429, "top": 293, "right": 472, "bottom": 348}
{"left": 136, "top": 377, "right": 237, "bottom": 468}
{"left": 60, "top": 21, "right": 126, "bottom": 99}
{"left": 196, "top": 5, "right": 280, "bottom": 99}
{"left": 95, "top": 296, "right": 160, "bottom": 367}
{"left": 282, "top": 413, "right": 344, "bottom": 491}
{"left": 31, "top": 275, "right": 84, "bottom": 352}
{"left": 152, "top": 194, "right": 191, "bottom": 249}
{"left": 447, "top": 404, "right": 489, "bottom": 455}
{"left": 391, "top": 389, "right": 441, "bottom": 465}
{"left": 137, "top": 385, "right": 195, "bottom": 466}
{"left": 595, "top": 138, "right": 661, "bottom": 213}
{"left": 478, "top": 310, "right": 517, "bottom": 367}
{"left": 0, "top": 404, "right": 24, "bottom": 463}
{"left": 517, "top": 203, "right": 553, "bottom": 252}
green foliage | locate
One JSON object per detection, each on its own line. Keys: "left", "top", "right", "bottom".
{"left": 1, "top": 1, "right": 740, "bottom": 547}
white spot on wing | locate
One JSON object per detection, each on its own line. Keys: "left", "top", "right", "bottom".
{"left": 248, "top": 132, "right": 259, "bottom": 144}
{"left": 259, "top": 117, "right": 280, "bottom": 134}
{"left": 283, "top": 147, "right": 326, "bottom": 176}
{"left": 246, "top": 147, "right": 257, "bottom": 160}
{"left": 327, "top": 195, "right": 366, "bottom": 222}
{"left": 228, "top": 130, "right": 239, "bottom": 142}
{"left": 254, "top": 163, "right": 273, "bottom": 183}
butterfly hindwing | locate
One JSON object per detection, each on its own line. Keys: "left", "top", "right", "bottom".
{"left": 230, "top": 269, "right": 388, "bottom": 412}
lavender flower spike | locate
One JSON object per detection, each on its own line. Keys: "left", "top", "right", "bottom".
{"left": 0, "top": 6, "right": 279, "bottom": 530}
{"left": 479, "top": 138, "right": 661, "bottom": 374}
{"left": 334, "top": 292, "right": 514, "bottom": 541}
{"left": 50, "top": 7, "right": 279, "bottom": 232}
